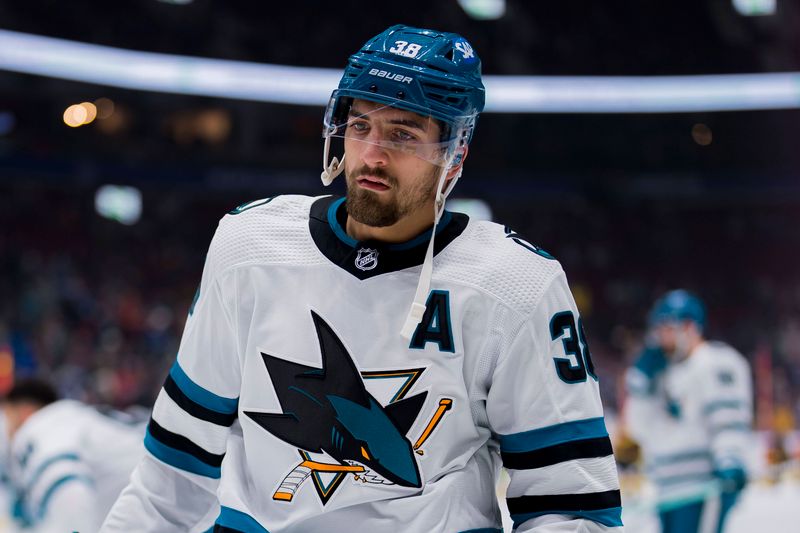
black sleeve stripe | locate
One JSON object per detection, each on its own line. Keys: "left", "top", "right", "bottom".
{"left": 164, "top": 375, "right": 238, "bottom": 427}
{"left": 214, "top": 527, "right": 244, "bottom": 533}
{"left": 507, "top": 489, "right": 621, "bottom": 514}
{"left": 147, "top": 418, "right": 225, "bottom": 468}
{"left": 501, "top": 436, "right": 613, "bottom": 470}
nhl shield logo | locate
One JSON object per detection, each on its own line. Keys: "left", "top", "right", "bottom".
{"left": 355, "top": 248, "right": 379, "bottom": 271}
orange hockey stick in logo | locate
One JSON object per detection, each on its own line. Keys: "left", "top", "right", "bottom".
{"left": 413, "top": 398, "right": 453, "bottom": 455}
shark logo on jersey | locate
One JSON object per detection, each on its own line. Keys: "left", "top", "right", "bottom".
{"left": 244, "top": 311, "right": 452, "bottom": 505}
{"left": 355, "top": 247, "right": 379, "bottom": 271}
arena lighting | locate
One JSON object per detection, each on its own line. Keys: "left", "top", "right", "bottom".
{"left": 0, "top": 29, "right": 799, "bottom": 113}
{"left": 458, "top": 0, "right": 506, "bottom": 20}
{"left": 63, "top": 102, "right": 98, "bottom": 127}
{"left": 732, "top": 0, "right": 776, "bottom": 16}
{"left": 80, "top": 101, "right": 98, "bottom": 123}
{"left": 63, "top": 104, "right": 87, "bottom": 127}
{"left": 94, "top": 97, "right": 115, "bottom": 119}
{"left": 691, "top": 123, "right": 713, "bottom": 146}
{"left": 95, "top": 185, "right": 142, "bottom": 225}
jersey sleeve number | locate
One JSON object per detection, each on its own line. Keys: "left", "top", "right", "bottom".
{"left": 549, "top": 311, "right": 597, "bottom": 383}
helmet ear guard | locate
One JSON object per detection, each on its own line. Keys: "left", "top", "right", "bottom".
{"left": 447, "top": 133, "right": 470, "bottom": 169}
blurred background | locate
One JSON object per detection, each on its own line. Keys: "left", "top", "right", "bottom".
{"left": 0, "top": 0, "right": 799, "bottom": 530}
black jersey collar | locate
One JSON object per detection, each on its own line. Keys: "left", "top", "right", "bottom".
{"left": 309, "top": 195, "right": 468, "bottom": 280}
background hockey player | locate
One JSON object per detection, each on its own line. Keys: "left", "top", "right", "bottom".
{"left": 103, "top": 24, "right": 622, "bottom": 532}
{"left": 2, "top": 379, "right": 149, "bottom": 533}
{"left": 625, "top": 290, "right": 753, "bottom": 533}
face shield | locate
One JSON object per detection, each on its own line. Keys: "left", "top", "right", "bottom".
{"left": 321, "top": 91, "right": 474, "bottom": 185}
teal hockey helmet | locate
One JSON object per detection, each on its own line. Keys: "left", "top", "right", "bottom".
{"left": 321, "top": 25, "right": 486, "bottom": 184}
{"left": 648, "top": 290, "right": 706, "bottom": 332}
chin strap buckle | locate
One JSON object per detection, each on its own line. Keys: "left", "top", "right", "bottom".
{"left": 321, "top": 134, "right": 345, "bottom": 186}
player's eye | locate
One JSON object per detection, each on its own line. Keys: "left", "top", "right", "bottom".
{"left": 392, "top": 129, "right": 418, "bottom": 143}
{"left": 360, "top": 445, "right": 371, "bottom": 460}
{"left": 348, "top": 120, "right": 369, "bottom": 134}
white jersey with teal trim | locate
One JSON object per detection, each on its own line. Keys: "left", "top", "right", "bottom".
{"left": 7, "top": 400, "right": 146, "bottom": 533}
{"left": 625, "top": 341, "right": 753, "bottom": 498}
{"left": 102, "top": 195, "right": 622, "bottom": 533}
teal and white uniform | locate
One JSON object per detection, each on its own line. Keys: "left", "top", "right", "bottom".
{"left": 8, "top": 400, "right": 146, "bottom": 533}
{"left": 103, "top": 195, "right": 622, "bottom": 532}
{"left": 626, "top": 340, "right": 753, "bottom": 532}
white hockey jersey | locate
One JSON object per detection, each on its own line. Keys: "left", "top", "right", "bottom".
{"left": 102, "top": 195, "right": 622, "bottom": 532}
{"left": 625, "top": 341, "right": 753, "bottom": 499}
{"left": 6, "top": 399, "right": 146, "bottom": 533}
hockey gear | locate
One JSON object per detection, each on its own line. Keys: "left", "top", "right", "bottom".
{"left": 648, "top": 289, "right": 706, "bottom": 331}
{"left": 634, "top": 346, "right": 668, "bottom": 379}
{"left": 321, "top": 24, "right": 485, "bottom": 184}
{"left": 714, "top": 465, "right": 747, "bottom": 494}
{"left": 626, "top": 345, "right": 668, "bottom": 396}
{"left": 105, "top": 196, "right": 621, "bottom": 532}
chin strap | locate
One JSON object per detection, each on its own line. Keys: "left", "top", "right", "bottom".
{"left": 321, "top": 134, "right": 345, "bottom": 186}
{"left": 400, "top": 157, "right": 463, "bottom": 339}
{"left": 319, "top": 123, "right": 463, "bottom": 339}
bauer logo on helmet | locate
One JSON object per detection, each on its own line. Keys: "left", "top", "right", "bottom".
{"left": 367, "top": 69, "right": 413, "bottom": 84}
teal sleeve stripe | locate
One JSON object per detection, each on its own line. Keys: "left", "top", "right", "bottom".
{"left": 499, "top": 417, "right": 608, "bottom": 454}
{"left": 25, "top": 453, "right": 80, "bottom": 493}
{"left": 37, "top": 474, "right": 94, "bottom": 520}
{"left": 170, "top": 361, "right": 238, "bottom": 415}
{"left": 512, "top": 507, "right": 623, "bottom": 529}
{"left": 144, "top": 428, "right": 221, "bottom": 479}
{"left": 216, "top": 506, "right": 271, "bottom": 532}
{"left": 703, "top": 400, "right": 745, "bottom": 416}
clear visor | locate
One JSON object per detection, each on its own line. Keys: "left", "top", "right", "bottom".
{"left": 323, "top": 95, "right": 465, "bottom": 167}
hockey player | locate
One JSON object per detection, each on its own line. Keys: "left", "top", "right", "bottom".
{"left": 625, "top": 290, "right": 753, "bottom": 533}
{"left": 103, "top": 25, "right": 622, "bottom": 532}
{"left": 2, "top": 379, "right": 148, "bottom": 532}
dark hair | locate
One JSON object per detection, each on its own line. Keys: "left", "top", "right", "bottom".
{"left": 5, "top": 378, "right": 59, "bottom": 407}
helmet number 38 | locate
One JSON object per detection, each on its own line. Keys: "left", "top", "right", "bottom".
{"left": 389, "top": 41, "right": 423, "bottom": 58}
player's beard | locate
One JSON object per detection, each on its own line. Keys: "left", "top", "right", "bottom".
{"left": 345, "top": 164, "right": 441, "bottom": 228}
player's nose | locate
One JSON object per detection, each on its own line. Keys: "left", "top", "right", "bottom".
{"left": 358, "top": 135, "right": 390, "bottom": 167}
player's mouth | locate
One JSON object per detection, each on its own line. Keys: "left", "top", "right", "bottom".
{"left": 357, "top": 176, "right": 391, "bottom": 192}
